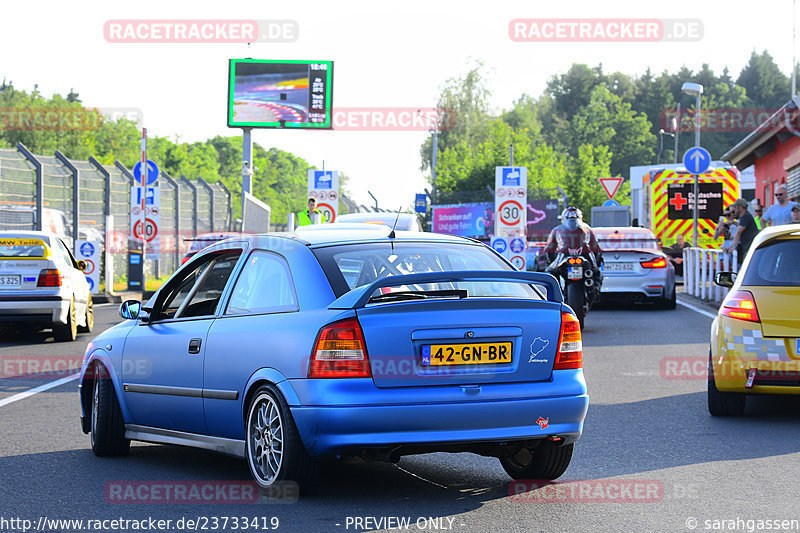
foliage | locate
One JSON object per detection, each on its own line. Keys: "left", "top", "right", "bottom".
{"left": 0, "top": 80, "right": 349, "bottom": 225}
{"left": 425, "top": 52, "right": 794, "bottom": 222}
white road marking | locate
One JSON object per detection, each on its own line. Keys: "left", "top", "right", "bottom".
{"left": 95, "top": 303, "right": 117, "bottom": 307}
{"left": 0, "top": 373, "right": 79, "bottom": 408}
{"left": 676, "top": 298, "right": 718, "bottom": 319}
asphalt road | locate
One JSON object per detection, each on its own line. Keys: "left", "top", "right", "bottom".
{"left": 2, "top": 300, "right": 800, "bottom": 533}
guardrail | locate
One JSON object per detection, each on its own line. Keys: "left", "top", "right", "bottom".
{"left": 683, "top": 247, "right": 738, "bottom": 303}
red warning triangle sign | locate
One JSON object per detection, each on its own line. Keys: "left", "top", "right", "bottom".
{"left": 599, "top": 177, "right": 624, "bottom": 200}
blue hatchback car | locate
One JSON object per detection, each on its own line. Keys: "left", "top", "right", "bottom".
{"left": 79, "top": 227, "right": 588, "bottom": 493}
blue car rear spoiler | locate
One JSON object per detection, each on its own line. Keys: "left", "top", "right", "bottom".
{"left": 328, "top": 270, "right": 563, "bottom": 310}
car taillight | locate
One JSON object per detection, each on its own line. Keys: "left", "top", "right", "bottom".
{"left": 554, "top": 312, "right": 582, "bottom": 370}
{"left": 720, "top": 290, "right": 760, "bottom": 322}
{"left": 37, "top": 269, "right": 62, "bottom": 287}
{"left": 640, "top": 257, "right": 667, "bottom": 268}
{"left": 308, "top": 317, "right": 371, "bottom": 378}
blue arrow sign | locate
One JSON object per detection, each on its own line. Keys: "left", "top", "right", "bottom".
{"left": 133, "top": 160, "right": 159, "bottom": 185}
{"left": 603, "top": 200, "right": 620, "bottom": 207}
{"left": 682, "top": 146, "right": 711, "bottom": 175}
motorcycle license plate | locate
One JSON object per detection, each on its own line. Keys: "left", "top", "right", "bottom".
{"left": 567, "top": 266, "right": 583, "bottom": 280}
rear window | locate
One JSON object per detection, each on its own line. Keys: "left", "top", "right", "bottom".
{"left": 0, "top": 239, "right": 47, "bottom": 258}
{"left": 597, "top": 233, "right": 659, "bottom": 251}
{"left": 313, "top": 242, "right": 542, "bottom": 300}
{"left": 741, "top": 239, "right": 800, "bottom": 287}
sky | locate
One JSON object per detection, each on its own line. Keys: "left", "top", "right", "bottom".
{"left": 1, "top": 0, "right": 797, "bottom": 215}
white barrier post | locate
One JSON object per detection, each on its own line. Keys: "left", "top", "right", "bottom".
{"left": 700, "top": 250, "right": 707, "bottom": 300}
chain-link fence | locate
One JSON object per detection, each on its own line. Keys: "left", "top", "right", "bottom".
{"left": 0, "top": 143, "right": 232, "bottom": 293}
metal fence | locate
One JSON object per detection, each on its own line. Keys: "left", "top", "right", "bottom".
{"left": 683, "top": 247, "right": 738, "bottom": 303}
{"left": 0, "top": 142, "right": 232, "bottom": 292}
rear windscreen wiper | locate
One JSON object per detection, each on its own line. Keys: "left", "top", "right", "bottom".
{"left": 368, "top": 289, "right": 468, "bottom": 303}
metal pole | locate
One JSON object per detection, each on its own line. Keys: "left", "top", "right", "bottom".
{"left": 510, "top": 144, "right": 514, "bottom": 166}
{"left": 692, "top": 95, "right": 700, "bottom": 247}
{"left": 431, "top": 123, "right": 438, "bottom": 203}
{"left": 16, "top": 143, "right": 43, "bottom": 231}
{"left": 241, "top": 128, "right": 253, "bottom": 221}
{"left": 794, "top": 0, "right": 797, "bottom": 97}
{"left": 140, "top": 128, "right": 147, "bottom": 295}
{"left": 54, "top": 150, "right": 79, "bottom": 250}
{"left": 674, "top": 104, "right": 680, "bottom": 164}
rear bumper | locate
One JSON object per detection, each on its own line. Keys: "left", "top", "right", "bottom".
{"left": 0, "top": 296, "right": 69, "bottom": 325}
{"left": 291, "top": 395, "right": 587, "bottom": 456}
{"left": 600, "top": 269, "right": 672, "bottom": 299}
{"left": 287, "top": 370, "right": 589, "bottom": 456}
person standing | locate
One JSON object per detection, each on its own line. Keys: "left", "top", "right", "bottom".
{"left": 725, "top": 198, "right": 759, "bottom": 265}
{"left": 792, "top": 204, "right": 800, "bottom": 224}
{"left": 753, "top": 203, "right": 764, "bottom": 230}
{"left": 762, "top": 185, "right": 799, "bottom": 226}
{"left": 297, "top": 197, "right": 326, "bottom": 227}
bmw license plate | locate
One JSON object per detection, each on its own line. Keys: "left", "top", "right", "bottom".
{"left": 567, "top": 266, "right": 583, "bottom": 280}
{"left": 0, "top": 274, "right": 21, "bottom": 287}
{"left": 605, "top": 263, "right": 634, "bottom": 272}
{"left": 421, "top": 342, "right": 512, "bottom": 366}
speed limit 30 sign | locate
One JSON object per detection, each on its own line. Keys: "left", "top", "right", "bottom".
{"left": 495, "top": 167, "right": 527, "bottom": 237}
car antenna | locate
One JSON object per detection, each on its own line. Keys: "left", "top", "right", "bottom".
{"left": 388, "top": 208, "right": 402, "bottom": 239}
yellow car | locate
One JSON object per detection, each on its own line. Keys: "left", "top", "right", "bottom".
{"left": 709, "top": 224, "right": 800, "bottom": 415}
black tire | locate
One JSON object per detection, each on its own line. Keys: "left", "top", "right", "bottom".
{"left": 566, "top": 283, "right": 585, "bottom": 329}
{"left": 707, "top": 353, "right": 745, "bottom": 416}
{"left": 90, "top": 363, "right": 130, "bottom": 456}
{"left": 659, "top": 287, "right": 677, "bottom": 310}
{"left": 500, "top": 441, "right": 574, "bottom": 480}
{"left": 245, "top": 385, "right": 318, "bottom": 495}
{"left": 53, "top": 299, "right": 77, "bottom": 342}
{"left": 78, "top": 296, "right": 94, "bottom": 333}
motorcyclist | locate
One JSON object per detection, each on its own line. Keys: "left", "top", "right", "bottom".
{"left": 542, "top": 207, "right": 603, "bottom": 272}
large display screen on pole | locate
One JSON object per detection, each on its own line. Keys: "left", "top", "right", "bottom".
{"left": 227, "top": 59, "right": 333, "bottom": 129}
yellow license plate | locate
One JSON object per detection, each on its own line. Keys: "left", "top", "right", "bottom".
{"left": 421, "top": 342, "right": 512, "bottom": 366}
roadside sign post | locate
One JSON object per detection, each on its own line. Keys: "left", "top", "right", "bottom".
{"left": 128, "top": 133, "right": 160, "bottom": 293}
{"left": 307, "top": 170, "right": 339, "bottom": 223}
{"left": 495, "top": 166, "right": 528, "bottom": 270}
{"left": 682, "top": 146, "right": 711, "bottom": 247}
{"left": 75, "top": 240, "right": 100, "bottom": 294}
{"left": 598, "top": 177, "right": 624, "bottom": 201}
{"left": 414, "top": 194, "right": 427, "bottom": 214}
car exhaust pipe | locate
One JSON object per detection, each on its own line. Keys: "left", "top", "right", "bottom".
{"left": 584, "top": 278, "right": 594, "bottom": 287}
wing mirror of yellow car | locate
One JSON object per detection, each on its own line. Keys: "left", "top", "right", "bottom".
{"left": 714, "top": 271, "right": 737, "bottom": 288}
{"left": 77, "top": 260, "right": 88, "bottom": 272}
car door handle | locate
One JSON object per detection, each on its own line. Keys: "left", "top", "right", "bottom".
{"left": 188, "top": 338, "right": 202, "bottom": 354}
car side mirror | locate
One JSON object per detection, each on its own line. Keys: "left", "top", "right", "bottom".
{"left": 714, "top": 271, "right": 736, "bottom": 288}
{"left": 119, "top": 300, "right": 142, "bottom": 320}
{"left": 77, "top": 260, "right": 88, "bottom": 272}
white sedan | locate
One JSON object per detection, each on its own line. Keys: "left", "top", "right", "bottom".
{"left": 0, "top": 231, "right": 93, "bottom": 341}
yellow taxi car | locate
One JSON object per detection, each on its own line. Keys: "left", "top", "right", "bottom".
{"left": 709, "top": 224, "right": 800, "bottom": 415}
{"left": 0, "top": 231, "right": 93, "bottom": 341}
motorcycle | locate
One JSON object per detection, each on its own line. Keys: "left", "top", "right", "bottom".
{"left": 541, "top": 250, "right": 602, "bottom": 329}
